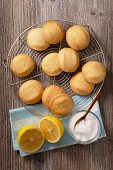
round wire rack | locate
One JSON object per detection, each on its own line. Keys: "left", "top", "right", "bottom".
{"left": 4, "top": 20, "right": 106, "bottom": 112}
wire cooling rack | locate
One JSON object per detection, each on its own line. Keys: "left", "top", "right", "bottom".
{"left": 4, "top": 20, "right": 106, "bottom": 110}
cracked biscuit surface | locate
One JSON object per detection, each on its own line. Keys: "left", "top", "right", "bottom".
{"left": 19, "top": 80, "right": 44, "bottom": 104}
{"left": 41, "top": 53, "right": 62, "bottom": 76}
{"left": 70, "top": 72, "right": 95, "bottom": 95}
{"left": 50, "top": 94, "right": 74, "bottom": 116}
{"left": 42, "top": 85, "right": 65, "bottom": 108}
{"left": 82, "top": 61, "right": 106, "bottom": 84}
{"left": 10, "top": 54, "right": 35, "bottom": 77}
{"left": 58, "top": 48, "right": 80, "bottom": 72}
{"left": 66, "top": 25, "right": 90, "bottom": 50}
{"left": 27, "top": 28, "right": 50, "bottom": 51}
{"left": 43, "top": 20, "right": 64, "bottom": 44}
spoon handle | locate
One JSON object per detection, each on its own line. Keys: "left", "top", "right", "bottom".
{"left": 74, "top": 92, "right": 101, "bottom": 127}
{"left": 84, "top": 92, "right": 101, "bottom": 118}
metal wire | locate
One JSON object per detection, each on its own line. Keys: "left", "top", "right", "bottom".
{"left": 5, "top": 20, "right": 106, "bottom": 111}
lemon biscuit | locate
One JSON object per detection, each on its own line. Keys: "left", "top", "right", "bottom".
{"left": 82, "top": 61, "right": 106, "bottom": 84}
{"left": 43, "top": 20, "right": 64, "bottom": 44}
{"left": 70, "top": 72, "right": 95, "bottom": 95}
{"left": 41, "top": 53, "right": 62, "bottom": 76}
{"left": 42, "top": 85, "right": 65, "bottom": 108}
{"left": 66, "top": 25, "right": 90, "bottom": 51}
{"left": 50, "top": 94, "right": 74, "bottom": 116}
{"left": 58, "top": 48, "right": 80, "bottom": 72}
{"left": 10, "top": 54, "right": 35, "bottom": 77}
{"left": 27, "top": 28, "right": 50, "bottom": 51}
{"left": 19, "top": 80, "right": 44, "bottom": 104}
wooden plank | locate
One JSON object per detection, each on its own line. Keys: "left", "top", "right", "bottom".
{"left": 0, "top": 0, "right": 113, "bottom": 169}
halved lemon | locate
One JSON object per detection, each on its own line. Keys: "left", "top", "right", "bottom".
{"left": 17, "top": 125, "right": 44, "bottom": 153}
{"left": 39, "top": 116, "right": 64, "bottom": 143}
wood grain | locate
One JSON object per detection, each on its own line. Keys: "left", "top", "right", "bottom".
{"left": 0, "top": 0, "right": 113, "bottom": 169}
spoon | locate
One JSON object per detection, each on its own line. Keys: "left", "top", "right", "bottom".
{"left": 74, "top": 92, "right": 101, "bottom": 128}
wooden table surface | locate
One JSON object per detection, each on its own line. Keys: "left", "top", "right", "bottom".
{"left": 0, "top": 0, "right": 113, "bottom": 170}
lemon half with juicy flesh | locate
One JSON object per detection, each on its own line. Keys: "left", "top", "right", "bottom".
{"left": 17, "top": 125, "right": 44, "bottom": 153}
{"left": 39, "top": 116, "right": 64, "bottom": 143}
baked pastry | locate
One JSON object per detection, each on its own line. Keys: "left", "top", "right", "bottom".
{"left": 50, "top": 94, "right": 74, "bottom": 116}
{"left": 41, "top": 53, "right": 62, "bottom": 76}
{"left": 58, "top": 48, "right": 80, "bottom": 72}
{"left": 70, "top": 72, "right": 95, "bottom": 95}
{"left": 42, "top": 85, "right": 65, "bottom": 108}
{"left": 82, "top": 61, "right": 106, "bottom": 84}
{"left": 43, "top": 20, "right": 64, "bottom": 44}
{"left": 27, "top": 28, "right": 50, "bottom": 51}
{"left": 10, "top": 54, "right": 35, "bottom": 77}
{"left": 66, "top": 25, "right": 90, "bottom": 50}
{"left": 19, "top": 80, "right": 44, "bottom": 104}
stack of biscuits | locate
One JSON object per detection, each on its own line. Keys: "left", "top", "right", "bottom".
{"left": 42, "top": 85, "right": 74, "bottom": 116}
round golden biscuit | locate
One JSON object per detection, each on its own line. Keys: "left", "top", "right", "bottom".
{"left": 70, "top": 72, "right": 95, "bottom": 95}
{"left": 50, "top": 94, "right": 74, "bottom": 116}
{"left": 42, "top": 85, "right": 65, "bottom": 108}
{"left": 82, "top": 61, "right": 106, "bottom": 84}
{"left": 27, "top": 28, "right": 50, "bottom": 51}
{"left": 41, "top": 53, "right": 62, "bottom": 76}
{"left": 66, "top": 25, "right": 90, "bottom": 50}
{"left": 43, "top": 20, "right": 64, "bottom": 44}
{"left": 19, "top": 80, "right": 44, "bottom": 104}
{"left": 10, "top": 54, "right": 35, "bottom": 77}
{"left": 58, "top": 48, "right": 80, "bottom": 72}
